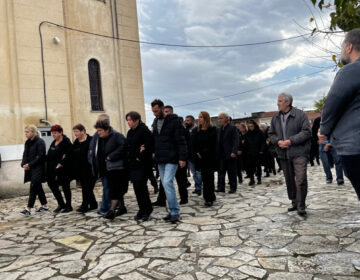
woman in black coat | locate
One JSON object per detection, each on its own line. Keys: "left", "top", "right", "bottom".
{"left": 72, "top": 124, "right": 97, "bottom": 213}
{"left": 47, "top": 124, "right": 73, "bottom": 213}
{"left": 126, "top": 111, "right": 153, "bottom": 221}
{"left": 192, "top": 111, "right": 217, "bottom": 207}
{"left": 244, "top": 120, "right": 265, "bottom": 186}
{"left": 93, "top": 119, "right": 129, "bottom": 220}
{"left": 20, "top": 125, "right": 48, "bottom": 216}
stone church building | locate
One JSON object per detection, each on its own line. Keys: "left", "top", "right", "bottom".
{"left": 0, "top": 0, "right": 145, "bottom": 195}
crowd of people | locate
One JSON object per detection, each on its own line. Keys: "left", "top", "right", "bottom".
{"left": 19, "top": 28, "right": 360, "bottom": 222}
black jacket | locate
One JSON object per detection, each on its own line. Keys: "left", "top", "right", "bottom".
{"left": 21, "top": 136, "right": 46, "bottom": 183}
{"left": 72, "top": 135, "right": 93, "bottom": 180}
{"left": 127, "top": 122, "right": 153, "bottom": 169}
{"left": 152, "top": 114, "right": 188, "bottom": 164}
{"left": 89, "top": 128, "right": 127, "bottom": 177}
{"left": 192, "top": 126, "right": 218, "bottom": 170}
{"left": 217, "top": 124, "right": 239, "bottom": 160}
{"left": 244, "top": 128, "right": 265, "bottom": 156}
{"left": 46, "top": 135, "right": 73, "bottom": 182}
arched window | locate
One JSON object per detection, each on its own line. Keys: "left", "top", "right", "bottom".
{"left": 88, "top": 59, "right": 104, "bottom": 111}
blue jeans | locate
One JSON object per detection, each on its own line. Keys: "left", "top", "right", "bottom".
{"left": 319, "top": 144, "right": 344, "bottom": 183}
{"left": 339, "top": 154, "right": 360, "bottom": 200}
{"left": 188, "top": 160, "right": 202, "bottom": 191}
{"left": 158, "top": 163, "right": 179, "bottom": 216}
{"left": 100, "top": 176, "right": 111, "bottom": 212}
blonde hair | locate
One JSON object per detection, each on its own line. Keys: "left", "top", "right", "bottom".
{"left": 25, "top": 125, "right": 40, "bottom": 137}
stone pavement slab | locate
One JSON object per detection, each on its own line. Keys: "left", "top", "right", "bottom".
{"left": 1, "top": 165, "right": 360, "bottom": 279}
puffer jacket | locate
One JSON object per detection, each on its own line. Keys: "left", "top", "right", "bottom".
{"left": 152, "top": 114, "right": 188, "bottom": 164}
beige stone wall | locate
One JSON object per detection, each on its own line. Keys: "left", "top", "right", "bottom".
{"left": 0, "top": 0, "right": 145, "bottom": 194}
{"left": 0, "top": 0, "right": 144, "bottom": 146}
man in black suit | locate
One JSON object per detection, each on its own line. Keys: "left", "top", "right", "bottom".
{"left": 216, "top": 113, "right": 239, "bottom": 193}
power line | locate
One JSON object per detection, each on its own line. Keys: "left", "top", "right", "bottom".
{"left": 42, "top": 21, "right": 314, "bottom": 48}
{"left": 174, "top": 67, "right": 334, "bottom": 108}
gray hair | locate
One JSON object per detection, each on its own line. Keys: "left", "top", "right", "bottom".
{"left": 279, "top": 92, "right": 293, "bottom": 105}
{"left": 344, "top": 28, "right": 360, "bottom": 52}
{"left": 218, "top": 112, "right": 230, "bottom": 120}
{"left": 98, "top": 114, "right": 110, "bottom": 121}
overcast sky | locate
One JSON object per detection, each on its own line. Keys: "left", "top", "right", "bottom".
{"left": 136, "top": 0, "right": 344, "bottom": 124}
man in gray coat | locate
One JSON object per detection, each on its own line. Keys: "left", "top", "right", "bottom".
{"left": 268, "top": 93, "right": 311, "bottom": 216}
{"left": 319, "top": 28, "right": 360, "bottom": 200}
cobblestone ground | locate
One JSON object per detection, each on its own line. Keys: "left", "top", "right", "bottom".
{"left": 1, "top": 165, "right": 360, "bottom": 280}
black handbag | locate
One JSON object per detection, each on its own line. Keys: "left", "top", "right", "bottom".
{"left": 106, "top": 159, "right": 125, "bottom": 171}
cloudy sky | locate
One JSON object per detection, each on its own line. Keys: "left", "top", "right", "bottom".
{"left": 136, "top": 0, "right": 344, "bottom": 124}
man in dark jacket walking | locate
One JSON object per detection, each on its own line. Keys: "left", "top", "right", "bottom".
{"left": 319, "top": 28, "right": 360, "bottom": 200}
{"left": 269, "top": 93, "right": 311, "bottom": 216}
{"left": 151, "top": 99, "right": 188, "bottom": 223}
{"left": 216, "top": 112, "right": 239, "bottom": 193}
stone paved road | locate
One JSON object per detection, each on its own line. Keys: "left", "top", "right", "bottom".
{"left": 1, "top": 165, "right": 360, "bottom": 280}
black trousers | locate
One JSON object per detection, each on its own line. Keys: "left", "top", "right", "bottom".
{"left": 156, "top": 164, "right": 188, "bottom": 203}
{"left": 339, "top": 154, "right": 360, "bottom": 200}
{"left": 280, "top": 157, "right": 308, "bottom": 208}
{"left": 236, "top": 155, "right": 244, "bottom": 183}
{"left": 201, "top": 164, "right": 216, "bottom": 203}
{"left": 79, "top": 173, "right": 97, "bottom": 209}
{"left": 130, "top": 166, "right": 153, "bottom": 215}
{"left": 218, "top": 158, "right": 237, "bottom": 191}
{"left": 107, "top": 170, "right": 129, "bottom": 200}
{"left": 147, "top": 168, "right": 158, "bottom": 189}
{"left": 48, "top": 178, "right": 71, "bottom": 208}
{"left": 28, "top": 181, "right": 47, "bottom": 208}
{"left": 247, "top": 154, "right": 262, "bottom": 181}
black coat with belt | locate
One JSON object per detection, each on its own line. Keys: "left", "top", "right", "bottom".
{"left": 72, "top": 134, "right": 93, "bottom": 180}
{"left": 192, "top": 126, "right": 218, "bottom": 171}
{"left": 126, "top": 122, "right": 153, "bottom": 169}
{"left": 21, "top": 136, "right": 46, "bottom": 184}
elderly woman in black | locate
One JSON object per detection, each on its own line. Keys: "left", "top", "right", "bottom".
{"left": 126, "top": 111, "right": 153, "bottom": 221}
{"left": 192, "top": 111, "right": 217, "bottom": 207}
{"left": 93, "top": 119, "right": 128, "bottom": 220}
{"left": 20, "top": 125, "right": 48, "bottom": 216}
{"left": 72, "top": 124, "right": 98, "bottom": 213}
{"left": 47, "top": 124, "right": 73, "bottom": 213}
{"left": 244, "top": 120, "right": 265, "bottom": 186}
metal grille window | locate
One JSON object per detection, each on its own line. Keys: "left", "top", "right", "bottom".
{"left": 88, "top": 59, "right": 104, "bottom": 111}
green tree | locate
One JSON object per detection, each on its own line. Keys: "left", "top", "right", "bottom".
{"left": 314, "top": 95, "right": 327, "bottom": 112}
{"left": 310, "top": 0, "right": 360, "bottom": 31}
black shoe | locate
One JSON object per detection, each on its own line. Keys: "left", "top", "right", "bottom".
{"left": 277, "top": 168, "right": 282, "bottom": 172}
{"left": 104, "top": 210, "right": 115, "bottom": 220}
{"left": 88, "top": 204, "right": 98, "bottom": 211}
{"left": 228, "top": 189, "right": 236, "bottom": 194}
{"left": 257, "top": 180, "right": 262, "bottom": 185}
{"left": 62, "top": 206, "right": 73, "bottom": 213}
{"left": 152, "top": 201, "right": 166, "bottom": 207}
{"left": 249, "top": 180, "right": 255, "bottom": 186}
{"left": 186, "top": 181, "right": 191, "bottom": 188}
{"left": 134, "top": 211, "right": 143, "bottom": 221}
{"left": 239, "top": 180, "right": 243, "bottom": 184}
{"left": 244, "top": 175, "right": 250, "bottom": 179}
{"left": 288, "top": 205, "right": 297, "bottom": 212}
{"left": 53, "top": 206, "right": 65, "bottom": 213}
{"left": 76, "top": 207, "right": 88, "bottom": 213}
{"left": 142, "top": 213, "right": 152, "bottom": 222}
{"left": 337, "top": 180, "right": 344, "bottom": 185}
{"left": 192, "top": 190, "right": 201, "bottom": 195}
{"left": 163, "top": 214, "right": 171, "bottom": 221}
{"left": 297, "top": 208, "right": 307, "bottom": 216}
{"left": 273, "top": 170, "right": 276, "bottom": 175}
{"left": 265, "top": 173, "right": 270, "bottom": 178}
{"left": 115, "top": 207, "right": 127, "bottom": 216}
{"left": 215, "top": 188, "right": 225, "bottom": 193}
{"left": 204, "top": 201, "right": 213, "bottom": 207}
{"left": 170, "top": 214, "right": 180, "bottom": 224}
{"left": 180, "top": 199, "right": 188, "bottom": 205}
{"left": 153, "top": 186, "right": 159, "bottom": 194}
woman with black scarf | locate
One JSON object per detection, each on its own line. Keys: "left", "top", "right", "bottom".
{"left": 244, "top": 120, "right": 265, "bottom": 186}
